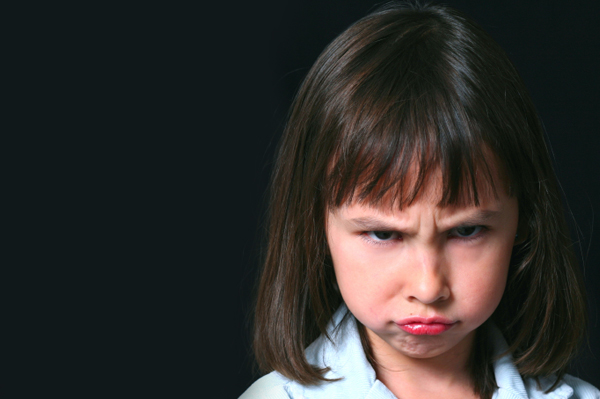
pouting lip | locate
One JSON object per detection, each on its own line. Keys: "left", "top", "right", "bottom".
{"left": 396, "top": 316, "right": 455, "bottom": 325}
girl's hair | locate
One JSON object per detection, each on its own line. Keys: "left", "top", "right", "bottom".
{"left": 253, "top": 2, "right": 587, "bottom": 398}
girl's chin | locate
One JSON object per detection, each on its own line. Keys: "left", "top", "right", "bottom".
{"left": 367, "top": 326, "right": 477, "bottom": 361}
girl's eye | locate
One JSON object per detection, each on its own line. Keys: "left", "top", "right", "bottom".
{"left": 366, "top": 231, "right": 399, "bottom": 241}
{"left": 452, "top": 225, "right": 483, "bottom": 238}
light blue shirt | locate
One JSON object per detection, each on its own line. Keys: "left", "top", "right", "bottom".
{"left": 241, "top": 305, "right": 599, "bottom": 399}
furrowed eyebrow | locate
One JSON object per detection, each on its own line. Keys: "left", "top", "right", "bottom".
{"left": 347, "top": 209, "right": 501, "bottom": 230}
{"left": 348, "top": 217, "right": 399, "bottom": 230}
{"left": 453, "top": 210, "right": 500, "bottom": 226}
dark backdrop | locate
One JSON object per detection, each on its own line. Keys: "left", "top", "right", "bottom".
{"left": 209, "top": 1, "right": 600, "bottom": 397}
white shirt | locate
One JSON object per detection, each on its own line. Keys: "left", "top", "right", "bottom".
{"left": 241, "top": 305, "right": 600, "bottom": 399}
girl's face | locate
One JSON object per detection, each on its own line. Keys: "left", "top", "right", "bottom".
{"left": 326, "top": 167, "right": 518, "bottom": 366}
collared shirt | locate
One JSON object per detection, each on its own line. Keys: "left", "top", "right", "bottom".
{"left": 241, "top": 305, "right": 600, "bottom": 399}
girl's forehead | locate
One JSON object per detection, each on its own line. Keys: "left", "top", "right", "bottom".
{"left": 333, "top": 193, "right": 514, "bottom": 229}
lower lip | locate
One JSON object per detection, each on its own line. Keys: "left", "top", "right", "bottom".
{"left": 397, "top": 323, "right": 455, "bottom": 335}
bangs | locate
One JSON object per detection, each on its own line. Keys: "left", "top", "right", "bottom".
{"left": 324, "top": 70, "right": 499, "bottom": 210}
{"left": 320, "top": 11, "right": 506, "bottom": 211}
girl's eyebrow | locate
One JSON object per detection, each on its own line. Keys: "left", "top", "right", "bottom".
{"left": 348, "top": 216, "right": 398, "bottom": 230}
{"left": 451, "top": 209, "right": 501, "bottom": 226}
{"left": 347, "top": 209, "right": 501, "bottom": 230}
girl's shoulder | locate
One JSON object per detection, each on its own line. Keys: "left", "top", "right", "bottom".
{"left": 239, "top": 371, "right": 292, "bottom": 399}
{"left": 562, "top": 375, "right": 600, "bottom": 399}
{"left": 522, "top": 374, "right": 599, "bottom": 399}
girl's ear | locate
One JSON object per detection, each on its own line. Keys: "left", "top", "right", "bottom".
{"left": 514, "top": 221, "right": 529, "bottom": 246}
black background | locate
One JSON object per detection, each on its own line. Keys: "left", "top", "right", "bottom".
{"left": 219, "top": 1, "right": 600, "bottom": 397}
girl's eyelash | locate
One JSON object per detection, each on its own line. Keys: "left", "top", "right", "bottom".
{"left": 448, "top": 225, "right": 489, "bottom": 242}
{"left": 360, "top": 231, "right": 400, "bottom": 246}
{"left": 360, "top": 225, "right": 489, "bottom": 246}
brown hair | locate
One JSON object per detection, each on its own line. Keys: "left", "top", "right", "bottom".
{"left": 252, "top": 2, "right": 587, "bottom": 398}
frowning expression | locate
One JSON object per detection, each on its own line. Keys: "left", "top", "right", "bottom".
{"left": 325, "top": 171, "right": 518, "bottom": 363}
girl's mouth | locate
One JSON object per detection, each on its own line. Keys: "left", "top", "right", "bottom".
{"left": 396, "top": 317, "right": 456, "bottom": 335}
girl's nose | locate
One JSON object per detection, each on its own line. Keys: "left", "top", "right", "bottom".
{"left": 405, "top": 248, "right": 450, "bottom": 304}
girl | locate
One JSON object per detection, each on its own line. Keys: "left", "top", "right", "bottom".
{"left": 241, "top": 2, "right": 599, "bottom": 398}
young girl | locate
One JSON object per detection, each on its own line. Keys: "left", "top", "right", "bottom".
{"left": 241, "top": 2, "right": 599, "bottom": 399}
